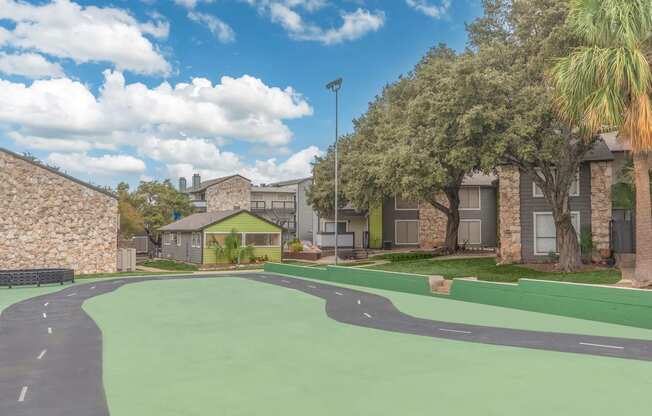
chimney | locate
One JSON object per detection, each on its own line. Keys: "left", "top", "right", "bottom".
{"left": 178, "top": 177, "right": 187, "bottom": 192}
{"left": 192, "top": 173, "right": 201, "bottom": 189}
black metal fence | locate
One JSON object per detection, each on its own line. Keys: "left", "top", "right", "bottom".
{"left": 0, "top": 269, "right": 74, "bottom": 288}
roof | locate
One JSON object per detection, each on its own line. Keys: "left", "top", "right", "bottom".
{"left": 600, "top": 131, "right": 631, "bottom": 152}
{"left": 582, "top": 137, "right": 615, "bottom": 161}
{"left": 158, "top": 209, "right": 284, "bottom": 232}
{"left": 185, "top": 174, "right": 251, "bottom": 193}
{"left": 0, "top": 147, "right": 117, "bottom": 199}
{"left": 462, "top": 172, "right": 497, "bottom": 186}
{"left": 251, "top": 185, "right": 296, "bottom": 194}
{"left": 268, "top": 177, "right": 312, "bottom": 187}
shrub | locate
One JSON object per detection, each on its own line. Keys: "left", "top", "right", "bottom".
{"left": 289, "top": 239, "right": 304, "bottom": 253}
{"left": 372, "top": 252, "right": 436, "bottom": 262}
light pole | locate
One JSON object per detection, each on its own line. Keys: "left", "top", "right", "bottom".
{"left": 326, "top": 78, "right": 342, "bottom": 265}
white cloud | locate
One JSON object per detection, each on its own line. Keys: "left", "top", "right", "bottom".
{"left": 405, "top": 0, "right": 450, "bottom": 18}
{"left": 249, "top": 2, "right": 385, "bottom": 44}
{"left": 0, "top": 52, "right": 65, "bottom": 79}
{"left": 0, "top": 0, "right": 171, "bottom": 75}
{"left": 173, "top": 0, "right": 214, "bottom": 9}
{"left": 188, "top": 12, "right": 236, "bottom": 43}
{"left": 47, "top": 152, "right": 146, "bottom": 175}
{"left": 0, "top": 70, "right": 313, "bottom": 149}
{"left": 144, "top": 136, "right": 320, "bottom": 184}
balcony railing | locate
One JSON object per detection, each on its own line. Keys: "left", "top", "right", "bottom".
{"left": 315, "top": 232, "right": 355, "bottom": 248}
{"left": 251, "top": 201, "right": 266, "bottom": 211}
{"left": 191, "top": 200, "right": 207, "bottom": 208}
{"left": 271, "top": 201, "right": 296, "bottom": 211}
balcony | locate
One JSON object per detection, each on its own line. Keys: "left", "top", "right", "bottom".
{"left": 315, "top": 232, "right": 355, "bottom": 249}
{"left": 251, "top": 201, "right": 266, "bottom": 212}
{"left": 250, "top": 200, "right": 296, "bottom": 213}
{"left": 191, "top": 200, "right": 207, "bottom": 211}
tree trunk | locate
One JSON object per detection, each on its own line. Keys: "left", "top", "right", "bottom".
{"left": 556, "top": 213, "right": 582, "bottom": 272}
{"left": 633, "top": 153, "right": 652, "bottom": 285}
{"left": 442, "top": 189, "right": 461, "bottom": 254}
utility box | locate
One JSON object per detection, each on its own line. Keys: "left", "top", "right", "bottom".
{"left": 117, "top": 248, "right": 137, "bottom": 272}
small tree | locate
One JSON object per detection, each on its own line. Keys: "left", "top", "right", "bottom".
{"left": 213, "top": 230, "right": 255, "bottom": 264}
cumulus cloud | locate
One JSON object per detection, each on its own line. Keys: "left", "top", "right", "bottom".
{"left": 0, "top": 0, "right": 170, "bottom": 75}
{"left": 405, "top": 0, "right": 450, "bottom": 18}
{"left": 173, "top": 0, "right": 214, "bottom": 9}
{"left": 188, "top": 11, "right": 236, "bottom": 43}
{"left": 0, "top": 70, "right": 312, "bottom": 149}
{"left": 0, "top": 52, "right": 65, "bottom": 79}
{"left": 144, "top": 136, "right": 320, "bottom": 184}
{"left": 248, "top": 1, "right": 385, "bottom": 44}
{"left": 47, "top": 152, "right": 146, "bottom": 175}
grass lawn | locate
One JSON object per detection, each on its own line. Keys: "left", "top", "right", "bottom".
{"left": 368, "top": 257, "right": 621, "bottom": 284}
{"left": 83, "top": 277, "right": 652, "bottom": 416}
{"left": 141, "top": 260, "right": 199, "bottom": 271}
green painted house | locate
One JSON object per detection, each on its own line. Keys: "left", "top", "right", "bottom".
{"left": 158, "top": 209, "right": 283, "bottom": 264}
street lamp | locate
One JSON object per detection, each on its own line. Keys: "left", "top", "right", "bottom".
{"left": 326, "top": 78, "right": 342, "bottom": 265}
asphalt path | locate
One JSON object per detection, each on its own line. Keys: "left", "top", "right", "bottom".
{"left": 2, "top": 272, "right": 652, "bottom": 416}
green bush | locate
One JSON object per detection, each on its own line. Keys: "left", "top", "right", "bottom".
{"left": 142, "top": 260, "right": 198, "bottom": 271}
{"left": 289, "top": 239, "right": 304, "bottom": 253}
{"left": 373, "top": 252, "right": 436, "bottom": 262}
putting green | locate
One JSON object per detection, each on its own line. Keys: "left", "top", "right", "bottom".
{"left": 83, "top": 277, "right": 652, "bottom": 416}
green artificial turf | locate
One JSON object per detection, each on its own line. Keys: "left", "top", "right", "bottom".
{"left": 368, "top": 257, "right": 621, "bottom": 284}
{"left": 141, "top": 260, "right": 199, "bottom": 271}
{"left": 84, "top": 277, "right": 652, "bottom": 416}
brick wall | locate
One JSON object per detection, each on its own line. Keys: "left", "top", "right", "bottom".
{"left": 590, "top": 161, "right": 613, "bottom": 260}
{"left": 418, "top": 195, "right": 448, "bottom": 249}
{"left": 0, "top": 151, "right": 118, "bottom": 274}
{"left": 206, "top": 176, "right": 251, "bottom": 212}
{"left": 497, "top": 165, "right": 522, "bottom": 263}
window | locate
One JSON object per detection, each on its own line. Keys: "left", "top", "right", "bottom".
{"left": 533, "top": 212, "right": 580, "bottom": 255}
{"left": 251, "top": 201, "right": 266, "bottom": 210}
{"left": 395, "top": 196, "right": 419, "bottom": 210}
{"left": 163, "top": 233, "right": 172, "bottom": 245}
{"left": 245, "top": 233, "right": 281, "bottom": 247}
{"left": 459, "top": 187, "right": 481, "bottom": 210}
{"left": 175, "top": 233, "right": 181, "bottom": 246}
{"left": 395, "top": 220, "right": 419, "bottom": 245}
{"left": 533, "top": 169, "right": 580, "bottom": 197}
{"left": 458, "top": 220, "right": 481, "bottom": 245}
{"left": 324, "top": 221, "right": 347, "bottom": 233}
{"left": 191, "top": 232, "right": 201, "bottom": 248}
{"left": 205, "top": 233, "right": 242, "bottom": 248}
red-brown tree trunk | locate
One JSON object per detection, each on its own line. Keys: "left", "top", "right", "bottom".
{"left": 633, "top": 153, "right": 652, "bottom": 285}
{"left": 556, "top": 212, "right": 582, "bottom": 272}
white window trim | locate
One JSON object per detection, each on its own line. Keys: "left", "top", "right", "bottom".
{"left": 533, "top": 211, "right": 580, "bottom": 256}
{"left": 323, "top": 220, "right": 348, "bottom": 233}
{"left": 533, "top": 169, "right": 580, "bottom": 198}
{"left": 163, "top": 232, "right": 171, "bottom": 245}
{"left": 176, "top": 232, "right": 181, "bottom": 247}
{"left": 394, "top": 197, "right": 419, "bottom": 211}
{"left": 459, "top": 219, "right": 482, "bottom": 245}
{"left": 244, "top": 232, "right": 282, "bottom": 248}
{"left": 394, "top": 220, "right": 420, "bottom": 245}
{"left": 459, "top": 186, "right": 481, "bottom": 211}
{"left": 191, "top": 232, "right": 201, "bottom": 248}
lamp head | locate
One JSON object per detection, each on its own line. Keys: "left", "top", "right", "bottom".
{"left": 325, "top": 78, "right": 342, "bottom": 92}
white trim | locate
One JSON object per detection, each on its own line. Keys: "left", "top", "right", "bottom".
{"left": 244, "top": 232, "right": 283, "bottom": 247}
{"left": 163, "top": 232, "right": 171, "bottom": 245}
{"left": 459, "top": 186, "right": 481, "bottom": 211}
{"left": 458, "top": 219, "right": 482, "bottom": 245}
{"left": 533, "top": 211, "right": 580, "bottom": 256}
{"left": 532, "top": 169, "right": 580, "bottom": 198}
{"left": 176, "top": 232, "right": 181, "bottom": 247}
{"left": 191, "top": 232, "right": 201, "bottom": 248}
{"left": 394, "top": 196, "right": 419, "bottom": 211}
{"left": 394, "top": 219, "right": 420, "bottom": 245}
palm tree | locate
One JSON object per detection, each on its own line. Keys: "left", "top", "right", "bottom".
{"left": 553, "top": 0, "right": 652, "bottom": 285}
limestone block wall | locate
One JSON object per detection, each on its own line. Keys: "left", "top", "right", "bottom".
{"left": 0, "top": 150, "right": 118, "bottom": 274}
{"left": 206, "top": 176, "right": 251, "bottom": 212}
{"left": 590, "top": 161, "right": 613, "bottom": 260}
{"left": 497, "top": 165, "right": 522, "bottom": 263}
{"left": 418, "top": 195, "right": 448, "bottom": 249}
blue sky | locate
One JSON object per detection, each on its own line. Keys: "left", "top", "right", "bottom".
{"left": 0, "top": 0, "right": 482, "bottom": 187}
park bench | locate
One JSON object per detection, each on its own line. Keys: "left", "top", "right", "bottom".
{"left": 0, "top": 269, "right": 74, "bottom": 288}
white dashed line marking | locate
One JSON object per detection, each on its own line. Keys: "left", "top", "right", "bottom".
{"left": 579, "top": 342, "right": 624, "bottom": 350}
{"left": 439, "top": 328, "right": 472, "bottom": 334}
{"left": 363, "top": 313, "right": 372, "bottom": 318}
{"left": 357, "top": 299, "right": 361, "bottom": 305}
{"left": 43, "top": 302, "right": 49, "bottom": 307}
{"left": 90, "top": 286, "right": 96, "bottom": 290}
{"left": 67, "top": 293, "right": 77, "bottom": 297}
{"left": 308, "top": 285, "right": 316, "bottom": 289}
{"left": 42, "top": 313, "right": 47, "bottom": 319}
{"left": 335, "top": 292, "right": 343, "bottom": 296}
{"left": 37, "top": 349, "right": 47, "bottom": 360}
{"left": 47, "top": 327, "right": 52, "bottom": 334}
{"left": 18, "top": 386, "right": 28, "bottom": 402}
{"left": 282, "top": 280, "right": 290, "bottom": 283}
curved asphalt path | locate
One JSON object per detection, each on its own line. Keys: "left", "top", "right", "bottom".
{"left": 2, "top": 272, "right": 652, "bottom": 415}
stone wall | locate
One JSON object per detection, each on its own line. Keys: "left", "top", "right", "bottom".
{"left": 590, "top": 161, "right": 613, "bottom": 261}
{"left": 206, "top": 176, "right": 251, "bottom": 212}
{"left": 418, "top": 194, "right": 448, "bottom": 249}
{"left": 497, "top": 165, "right": 522, "bottom": 263}
{"left": 0, "top": 150, "right": 118, "bottom": 274}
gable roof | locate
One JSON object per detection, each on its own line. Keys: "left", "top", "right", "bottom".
{"left": 0, "top": 147, "right": 117, "bottom": 199}
{"left": 158, "top": 209, "right": 284, "bottom": 232}
{"left": 600, "top": 131, "right": 631, "bottom": 152}
{"left": 268, "top": 177, "right": 312, "bottom": 187}
{"left": 582, "top": 137, "right": 615, "bottom": 161}
{"left": 186, "top": 174, "right": 251, "bottom": 193}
